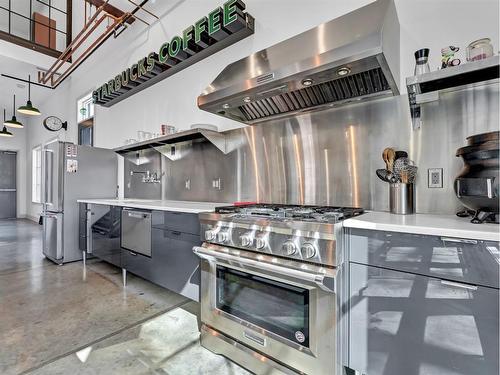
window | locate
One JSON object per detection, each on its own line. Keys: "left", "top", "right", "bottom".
{"left": 32, "top": 145, "right": 42, "bottom": 203}
{"left": 77, "top": 92, "right": 94, "bottom": 146}
{"left": 0, "top": 0, "right": 72, "bottom": 58}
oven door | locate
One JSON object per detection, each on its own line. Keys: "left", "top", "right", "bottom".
{"left": 194, "top": 244, "right": 337, "bottom": 375}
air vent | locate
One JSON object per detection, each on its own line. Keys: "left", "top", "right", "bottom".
{"left": 239, "top": 67, "right": 390, "bottom": 121}
{"left": 256, "top": 73, "right": 275, "bottom": 84}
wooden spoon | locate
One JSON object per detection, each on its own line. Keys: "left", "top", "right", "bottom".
{"left": 382, "top": 147, "right": 396, "bottom": 172}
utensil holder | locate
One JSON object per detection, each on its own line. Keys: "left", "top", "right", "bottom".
{"left": 389, "top": 183, "right": 415, "bottom": 214}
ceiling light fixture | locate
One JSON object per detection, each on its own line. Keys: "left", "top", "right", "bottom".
{"left": 336, "top": 67, "right": 351, "bottom": 76}
{"left": 0, "top": 110, "right": 13, "bottom": 137}
{"left": 301, "top": 78, "right": 314, "bottom": 86}
{"left": 18, "top": 75, "right": 41, "bottom": 116}
{"left": 4, "top": 95, "right": 23, "bottom": 128}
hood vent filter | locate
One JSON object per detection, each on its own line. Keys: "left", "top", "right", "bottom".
{"left": 239, "top": 67, "right": 390, "bottom": 121}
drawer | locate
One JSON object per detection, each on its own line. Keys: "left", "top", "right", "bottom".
{"left": 152, "top": 211, "right": 200, "bottom": 235}
{"left": 349, "top": 263, "right": 499, "bottom": 375}
{"left": 122, "top": 249, "right": 153, "bottom": 280}
{"left": 348, "top": 228, "right": 499, "bottom": 288}
{"left": 121, "top": 209, "right": 152, "bottom": 257}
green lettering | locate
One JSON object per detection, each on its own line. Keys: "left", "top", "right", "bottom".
{"left": 137, "top": 58, "right": 147, "bottom": 77}
{"left": 102, "top": 83, "right": 108, "bottom": 98}
{"left": 208, "top": 8, "right": 222, "bottom": 36}
{"left": 122, "top": 69, "right": 129, "bottom": 86}
{"left": 130, "top": 64, "right": 138, "bottom": 81}
{"left": 146, "top": 52, "right": 155, "bottom": 72}
{"left": 194, "top": 17, "right": 208, "bottom": 44}
{"left": 92, "top": 90, "right": 98, "bottom": 103}
{"left": 182, "top": 26, "right": 194, "bottom": 52}
{"left": 108, "top": 80, "right": 115, "bottom": 94}
{"left": 114, "top": 74, "right": 122, "bottom": 92}
{"left": 159, "top": 42, "right": 169, "bottom": 63}
{"left": 223, "top": 0, "right": 238, "bottom": 27}
{"left": 168, "top": 36, "right": 182, "bottom": 58}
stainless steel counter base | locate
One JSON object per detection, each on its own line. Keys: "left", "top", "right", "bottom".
{"left": 200, "top": 324, "right": 296, "bottom": 375}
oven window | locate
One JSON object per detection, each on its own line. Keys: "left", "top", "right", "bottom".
{"left": 216, "top": 265, "right": 310, "bottom": 347}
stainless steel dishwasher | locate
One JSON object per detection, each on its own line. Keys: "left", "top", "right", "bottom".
{"left": 121, "top": 209, "right": 152, "bottom": 257}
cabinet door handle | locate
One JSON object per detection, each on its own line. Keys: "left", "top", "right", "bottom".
{"left": 172, "top": 231, "right": 181, "bottom": 236}
{"left": 440, "top": 237, "right": 478, "bottom": 245}
{"left": 441, "top": 280, "right": 478, "bottom": 290}
{"left": 128, "top": 251, "right": 137, "bottom": 256}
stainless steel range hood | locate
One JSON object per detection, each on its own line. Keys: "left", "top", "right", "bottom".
{"left": 198, "top": 0, "right": 400, "bottom": 124}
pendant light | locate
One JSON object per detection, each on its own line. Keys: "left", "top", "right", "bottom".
{"left": 0, "top": 110, "right": 14, "bottom": 137}
{"left": 4, "top": 95, "right": 23, "bottom": 128}
{"left": 18, "top": 75, "right": 41, "bottom": 116}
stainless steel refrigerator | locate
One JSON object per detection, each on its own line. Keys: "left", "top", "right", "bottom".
{"left": 42, "top": 140, "right": 117, "bottom": 264}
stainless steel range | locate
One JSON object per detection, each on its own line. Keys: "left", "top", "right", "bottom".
{"left": 193, "top": 204, "right": 363, "bottom": 375}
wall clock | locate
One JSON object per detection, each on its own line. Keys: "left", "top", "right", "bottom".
{"left": 43, "top": 116, "right": 68, "bottom": 132}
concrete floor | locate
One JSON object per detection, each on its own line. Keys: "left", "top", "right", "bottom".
{"left": 0, "top": 219, "right": 249, "bottom": 375}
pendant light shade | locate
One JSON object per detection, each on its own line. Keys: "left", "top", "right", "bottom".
{"left": 18, "top": 75, "right": 40, "bottom": 116}
{"left": 0, "top": 110, "right": 13, "bottom": 137}
{"left": 0, "top": 126, "right": 13, "bottom": 137}
{"left": 4, "top": 95, "right": 23, "bottom": 128}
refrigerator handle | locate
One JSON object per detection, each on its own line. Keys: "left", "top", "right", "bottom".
{"left": 43, "top": 149, "right": 53, "bottom": 205}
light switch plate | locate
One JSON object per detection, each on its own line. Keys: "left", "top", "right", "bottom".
{"left": 428, "top": 168, "right": 443, "bottom": 188}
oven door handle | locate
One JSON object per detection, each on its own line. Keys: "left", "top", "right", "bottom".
{"left": 193, "top": 246, "right": 336, "bottom": 293}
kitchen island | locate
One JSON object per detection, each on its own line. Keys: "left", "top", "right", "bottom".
{"left": 77, "top": 199, "right": 231, "bottom": 302}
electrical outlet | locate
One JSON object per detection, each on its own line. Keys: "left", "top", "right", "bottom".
{"left": 428, "top": 168, "right": 443, "bottom": 188}
{"left": 212, "top": 178, "right": 223, "bottom": 190}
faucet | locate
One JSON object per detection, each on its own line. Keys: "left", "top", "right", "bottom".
{"left": 130, "top": 170, "right": 161, "bottom": 184}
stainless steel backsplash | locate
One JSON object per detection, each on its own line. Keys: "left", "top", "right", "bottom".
{"left": 124, "top": 84, "right": 499, "bottom": 214}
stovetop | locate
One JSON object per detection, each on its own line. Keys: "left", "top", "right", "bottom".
{"left": 215, "top": 204, "right": 364, "bottom": 223}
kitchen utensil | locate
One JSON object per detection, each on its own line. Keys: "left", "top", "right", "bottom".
{"left": 376, "top": 169, "right": 398, "bottom": 183}
{"left": 395, "top": 150, "right": 408, "bottom": 160}
{"left": 441, "top": 46, "right": 461, "bottom": 69}
{"left": 414, "top": 48, "right": 430, "bottom": 75}
{"left": 382, "top": 148, "right": 396, "bottom": 172}
{"left": 466, "top": 38, "right": 494, "bottom": 62}
{"left": 390, "top": 183, "right": 415, "bottom": 215}
{"left": 455, "top": 131, "right": 499, "bottom": 224}
{"left": 161, "top": 125, "right": 176, "bottom": 135}
{"left": 393, "top": 157, "right": 413, "bottom": 175}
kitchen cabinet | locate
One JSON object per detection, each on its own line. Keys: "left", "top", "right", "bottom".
{"left": 346, "top": 229, "right": 499, "bottom": 375}
{"left": 151, "top": 228, "right": 200, "bottom": 301}
{"left": 123, "top": 210, "right": 201, "bottom": 301}
{"left": 78, "top": 203, "right": 87, "bottom": 252}
{"left": 90, "top": 204, "right": 122, "bottom": 267}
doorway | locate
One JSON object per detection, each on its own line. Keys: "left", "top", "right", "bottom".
{"left": 0, "top": 151, "right": 17, "bottom": 219}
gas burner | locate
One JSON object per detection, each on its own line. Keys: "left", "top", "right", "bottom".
{"left": 215, "top": 204, "right": 363, "bottom": 223}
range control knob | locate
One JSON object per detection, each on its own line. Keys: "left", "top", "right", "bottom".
{"left": 282, "top": 241, "right": 297, "bottom": 255}
{"left": 255, "top": 236, "right": 267, "bottom": 249}
{"left": 301, "top": 243, "right": 317, "bottom": 259}
{"left": 240, "top": 233, "right": 253, "bottom": 247}
{"left": 204, "top": 229, "right": 216, "bottom": 241}
{"left": 216, "top": 230, "right": 230, "bottom": 243}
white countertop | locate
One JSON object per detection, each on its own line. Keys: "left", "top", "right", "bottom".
{"left": 76, "top": 198, "right": 231, "bottom": 214}
{"left": 343, "top": 211, "right": 500, "bottom": 242}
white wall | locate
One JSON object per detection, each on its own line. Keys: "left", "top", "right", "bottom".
{"left": 0, "top": 125, "right": 27, "bottom": 218}
{"left": 23, "top": 0, "right": 499, "bottom": 216}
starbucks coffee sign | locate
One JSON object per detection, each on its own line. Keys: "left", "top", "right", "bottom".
{"left": 93, "top": 0, "right": 254, "bottom": 107}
